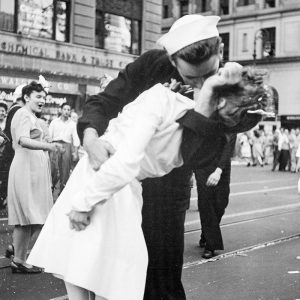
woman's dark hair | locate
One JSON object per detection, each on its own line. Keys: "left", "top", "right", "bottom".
{"left": 172, "top": 36, "right": 221, "bottom": 65}
{"left": 61, "top": 102, "right": 71, "bottom": 109}
{"left": 212, "top": 67, "right": 275, "bottom": 130}
{"left": 254, "top": 130, "right": 260, "bottom": 138}
{"left": 0, "top": 101, "right": 8, "bottom": 112}
{"left": 22, "top": 81, "right": 46, "bottom": 102}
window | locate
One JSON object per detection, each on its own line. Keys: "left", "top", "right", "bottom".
{"left": 220, "top": 0, "right": 229, "bottom": 15}
{"left": 220, "top": 33, "right": 229, "bottom": 62}
{"left": 55, "top": 1, "right": 69, "bottom": 42}
{"left": 0, "top": 0, "right": 15, "bottom": 32}
{"left": 180, "top": 0, "right": 189, "bottom": 16}
{"left": 265, "top": 0, "right": 276, "bottom": 8}
{"left": 237, "top": 0, "right": 255, "bottom": 6}
{"left": 12, "top": 0, "right": 70, "bottom": 42}
{"left": 95, "top": 12, "right": 141, "bottom": 55}
{"left": 163, "top": 5, "right": 169, "bottom": 19}
{"left": 262, "top": 27, "right": 275, "bottom": 57}
{"left": 201, "top": 0, "right": 208, "bottom": 12}
{"left": 242, "top": 33, "right": 248, "bottom": 52}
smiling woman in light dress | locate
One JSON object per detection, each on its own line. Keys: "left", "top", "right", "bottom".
{"left": 27, "top": 66, "right": 271, "bottom": 300}
{"left": 7, "top": 81, "right": 62, "bottom": 274}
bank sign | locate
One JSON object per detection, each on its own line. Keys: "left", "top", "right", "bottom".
{"left": 0, "top": 34, "right": 135, "bottom": 71}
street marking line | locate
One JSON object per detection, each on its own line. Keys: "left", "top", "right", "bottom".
{"left": 191, "top": 178, "right": 297, "bottom": 189}
{"left": 183, "top": 233, "right": 300, "bottom": 269}
{"left": 230, "top": 178, "right": 296, "bottom": 186}
{"left": 0, "top": 186, "right": 298, "bottom": 225}
{"left": 49, "top": 296, "right": 68, "bottom": 300}
{"left": 0, "top": 186, "right": 297, "bottom": 224}
{"left": 190, "top": 185, "right": 297, "bottom": 202}
{"left": 185, "top": 202, "right": 300, "bottom": 227}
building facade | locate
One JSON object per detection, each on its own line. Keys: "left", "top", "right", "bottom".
{"left": 0, "top": 0, "right": 162, "bottom": 119}
{"left": 161, "top": 0, "right": 300, "bottom": 129}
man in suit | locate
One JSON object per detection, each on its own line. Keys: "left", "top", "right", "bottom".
{"left": 194, "top": 134, "right": 236, "bottom": 259}
{"left": 78, "top": 14, "right": 261, "bottom": 300}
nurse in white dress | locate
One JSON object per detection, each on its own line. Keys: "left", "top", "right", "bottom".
{"left": 27, "top": 66, "right": 269, "bottom": 300}
{"left": 27, "top": 84, "right": 195, "bottom": 300}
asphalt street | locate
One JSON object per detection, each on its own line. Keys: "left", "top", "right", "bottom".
{"left": 0, "top": 164, "right": 299, "bottom": 300}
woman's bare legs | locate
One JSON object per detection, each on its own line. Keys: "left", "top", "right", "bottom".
{"left": 30, "top": 224, "right": 42, "bottom": 245}
{"left": 65, "top": 282, "right": 107, "bottom": 300}
{"left": 95, "top": 296, "right": 107, "bottom": 300}
{"left": 13, "top": 225, "right": 31, "bottom": 264}
{"left": 13, "top": 224, "right": 42, "bottom": 265}
{"left": 65, "top": 282, "right": 92, "bottom": 300}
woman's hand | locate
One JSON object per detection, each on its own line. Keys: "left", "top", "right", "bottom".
{"left": 54, "top": 143, "right": 65, "bottom": 153}
{"left": 83, "top": 128, "right": 115, "bottom": 171}
{"left": 47, "top": 142, "right": 64, "bottom": 153}
{"left": 67, "top": 210, "right": 92, "bottom": 231}
{"left": 47, "top": 143, "right": 57, "bottom": 152}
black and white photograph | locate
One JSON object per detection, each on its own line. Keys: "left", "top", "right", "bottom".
{"left": 0, "top": 0, "right": 299, "bottom": 299}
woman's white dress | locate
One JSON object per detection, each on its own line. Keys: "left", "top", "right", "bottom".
{"left": 239, "top": 133, "right": 251, "bottom": 159}
{"left": 7, "top": 107, "right": 53, "bottom": 226}
{"left": 27, "top": 84, "right": 195, "bottom": 300}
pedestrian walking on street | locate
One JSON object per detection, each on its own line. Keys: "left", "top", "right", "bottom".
{"left": 288, "top": 128, "right": 297, "bottom": 172}
{"left": 272, "top": 129, "right": 281, "bottom": 171}
{"left": 27, "top": 63, "right": 268, "bottom": 300}
{"left": 49, "top": 103, "right": 80, "bottom": 194}
{"left": 279, "top": 129, "right": 290, "bottom": 171}
{"left": 252, "top": 129, "right": 265, "bottom": 167}
{"left": 195, "top": 134, "right": 236, "bottom": 259}
{"left": 239, "top": 132, "right": 252, "bottom": 166}
{"left": 6, "top": 81, "right": 62, "bottom": 274}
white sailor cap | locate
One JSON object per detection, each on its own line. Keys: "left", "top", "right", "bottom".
{"left": 157, "top": 14, "right": 220, "bottom": 56}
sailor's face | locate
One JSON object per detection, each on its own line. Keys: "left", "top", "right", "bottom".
{"left": 174, "top": 55, "right": 220, "bottom": 89}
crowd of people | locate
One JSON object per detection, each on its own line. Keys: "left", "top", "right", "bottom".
{"left": 0, "top": 13, "right": 278, "bottom": 300}
{"left": 236, "top": 128, "right": 300, "bottom": 172}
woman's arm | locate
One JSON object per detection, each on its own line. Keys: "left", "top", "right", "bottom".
{"left": 19, "top": 136, "right": 57, "bottom": 151}
{"left": 71, "top": 85, "right": 168, "bottom": 213}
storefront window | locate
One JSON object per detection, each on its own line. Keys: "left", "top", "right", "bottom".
{"left": 17, "top": 0, "right": 69, "bottom": 42}
{"left": 18, "top": 0, "right": 54, "bottom": 38}
{"left": 55, "top": 1, "right": 68, "bottom": 42}
{"left": 0, "top": 0, "right": 15, "bottom": 32}
{"left": 95, "top": 11, "right": 141, "bottom": 55}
